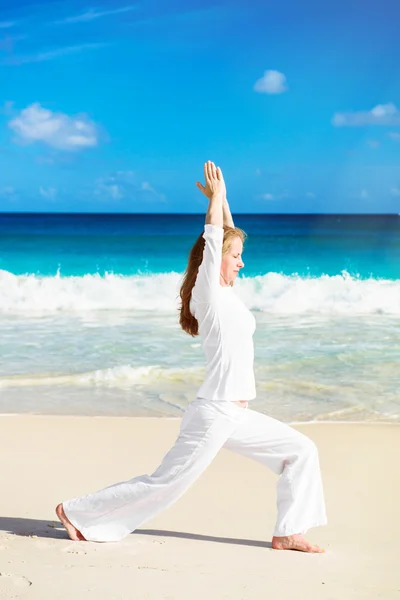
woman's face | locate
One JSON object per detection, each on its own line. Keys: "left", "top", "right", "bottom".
{"left": 220, "top": 236, "right": 244, "bottom": 286}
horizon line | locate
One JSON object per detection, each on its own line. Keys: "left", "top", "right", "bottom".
{"left": 0, "top": 212, "right": 399, "bottom": 217}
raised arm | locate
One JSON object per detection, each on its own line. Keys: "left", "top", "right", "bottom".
{"left": 200, "top": 161, "right": 224, "bottom": 227}
{"left": 223, "top": 197, "right": 235, "bottom": 228}
{"left": 192, "top": 161, "right": 225, "bottom": 304}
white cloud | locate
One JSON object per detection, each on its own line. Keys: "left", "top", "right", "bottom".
{"left": 350, "top": 189, "right": 369, "bottom": 200}
{"left": 254, "top": 70, "right": 287, "bottom": 95}
{"left": 306, "top": 192, "right": 316, "bottom": 199}
{"left": 258, "top": 191, "right": 293, "bottom": 201}
{"left": 257, "top": 193, "right": 280, "bottom": 202}
{"left": 99, "top": 182, "right": 124, "bottom": 200}
{"left": 141, "top": 181, "right": 155, "bottom": 192}
{"left": 0, "top": 34, "right": 26, "bottom": 54}
{"left": 0, "top": 186, "right": 18, "bottom": 202}
{"left": 0, "top": 100, "right": 14, "bottom": 115}
{"left": 95, "top": 171, "right": 166, "bottom": 203}
{"left": 141, "top": 180, "right": 166, "bottom": 202}
{"left": 8, "top": 103, "right": 100, "bottom": 151}
{"left": 367, "top": 139, "right": 381, "bottom": 148}
{"left": 39, "top": 186, "right": 57, "bottom": 199}
{"left": 108, "top": 184, "right": 123, "bottom": 200}
{"left": 332, "top": 103, "right": 400, "bottom": 127}
{"left": 56, "top": 6, "right": 135, "bottom": 24}
{"left": 95, "top": 174, "right": 127, "bottom": 200}
{"left": 4, "top": 43, "right": 108, "bottom": 65}
{"left": 390, "top": 187, "right": 400, "bottom": 197}
{"left": 0, "top": 21, "right": 15, "bottom": 29}
{"left": 388, "top": 131, "right": 400, "bottom": 141}
{"left": 0, "top": 186, "right": 15, "bottom": 195}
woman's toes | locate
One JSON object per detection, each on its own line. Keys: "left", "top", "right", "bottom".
{"left": 55, "top": 503, "right": 85, "bottom": 541}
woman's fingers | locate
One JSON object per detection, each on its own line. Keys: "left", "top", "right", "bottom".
{"left": 206, "top": 161, "right": 214, "bottom": 183}
{"left": 203, "top": 161, "right": 221, "bottom": 195}
{"left": 196, "top": 181, "right": 206, "bottom": 193}
{"left": 204, "top": 162, "right": 210, "bottom": 186}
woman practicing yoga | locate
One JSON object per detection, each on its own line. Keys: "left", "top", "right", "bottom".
{"left": 56, "top": 161, "right": 327, "bottom": 552}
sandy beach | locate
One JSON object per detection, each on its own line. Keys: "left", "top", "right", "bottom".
{"left": 0, "top": 415, "right": 398, "bottom": 599}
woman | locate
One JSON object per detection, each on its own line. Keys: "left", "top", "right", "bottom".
{"left": 56, "top": 161, "right": 327, "bottom": 552}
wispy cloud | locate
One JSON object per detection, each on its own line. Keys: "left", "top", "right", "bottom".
{"left": 390, "top": 187, "right": 400, "bottom": 197}
{"left": 0, "top": 21, "right": 15, "bottom": 29}
{"left": 0, "top": 186, "right": 18, "bottom": 202}
{"left": 95, "top": 170, "right": 135, "bottom": 201}
{"left": 350, "top": 189, "right": 369, "bottom": 200}
{"left": 95, "top": 171, "right": 166, "bottom": 203}
{"left": 141, "top": 181, "right": 166, "bottom": 202}
{"left": 56, "top": 5, "right": 136, "bottom": 24}
{"left": 0, "top": 100, "right": 14, "bottom": 115}
{"left": 332, "top": 103, "right": 400, "bottom": 127}
{"left": 257, "top": 190, "right": 294, "bottom": 201}
{"left": 95, "top": 177, "right": 124, "bottom": 200}
{"left": 0, "top": 34, "right": 26, "bottom": 54}
{"left": 254, "top": 70, "right": 288, "bottom": 95}
{"left": 0, "top": 186, "right": 16, "bottom": 195}
{"left": 39, "top": 186, "right": 57, "bottom": 199}
{"left": 388, "top": 131, "right": 400, "bottom": 141}
{"left": 3, "top": 43, "right": 108, "bottom": 65}
{"left": 367, "top": 139, "right": 381, "bottom": 148}
{"left": 9, "top": 103, "right": 100, "bottom": 151}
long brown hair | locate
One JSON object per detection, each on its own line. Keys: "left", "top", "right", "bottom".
{"left": 178, "top": 225, "right": 247, "bottom": 336}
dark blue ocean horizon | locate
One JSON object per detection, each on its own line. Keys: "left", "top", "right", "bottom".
{"left": 1, "top": 212, "right": 399, "bottom": 280}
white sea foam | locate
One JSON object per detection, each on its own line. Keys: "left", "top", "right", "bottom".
{"left": 0, "top": 364, "right": 205, "bottom": 389}
{"left": 0, "top": 269, "right": 399, "bottom": 315}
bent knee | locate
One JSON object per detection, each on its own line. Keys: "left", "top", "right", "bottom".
{"left": 295, "top": 434, "right": 319, "bottom": 458}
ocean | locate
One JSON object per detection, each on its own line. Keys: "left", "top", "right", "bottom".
{"left": 0, "top": 213, "right": 399, "bottom": 422}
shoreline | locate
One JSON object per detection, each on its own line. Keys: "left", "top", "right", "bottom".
{"left": 0, "top": 411, "right": 399, "bottom": 426}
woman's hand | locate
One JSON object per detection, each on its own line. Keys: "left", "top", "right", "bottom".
{"left": 196, "top": 161, "right": 226, "bottom": 200}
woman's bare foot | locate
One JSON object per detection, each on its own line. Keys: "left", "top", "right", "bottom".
{"left": 272, "top": 534, "right": 324, "bottom": 553}
{"left": 55, "top": 503, "right": 86, "bottom": 541}
{"left": 233, "top": 400, "right": 248, "bottom": 408}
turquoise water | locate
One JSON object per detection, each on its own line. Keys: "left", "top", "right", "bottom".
{"left": 0, "top": 213, "right": 399, "bottom": 279}
{"left": 0, "top": 213, "right": 399, "bottom": 422}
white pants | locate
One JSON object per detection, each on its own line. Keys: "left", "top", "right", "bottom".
{"left": 63, "top": 399, "right": 327, "bottom": 542}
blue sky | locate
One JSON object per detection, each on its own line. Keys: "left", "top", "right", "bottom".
{"left": 0, "top": 0, "right": 399, "bottom": 213}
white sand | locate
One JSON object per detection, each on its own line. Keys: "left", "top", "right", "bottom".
{"left": 0, "top": 416, "right": 399, "bottom": 599}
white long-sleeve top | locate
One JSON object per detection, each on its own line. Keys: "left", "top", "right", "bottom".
{"left": 189, "top": 224, "right": 256, "bottom": 402}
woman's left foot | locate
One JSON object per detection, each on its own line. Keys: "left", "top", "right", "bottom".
{"left": 272, "top": 534, "right": 324, "bottom": 553}
{"left": 56, "top": 503, "right": 86, "bottom": 541}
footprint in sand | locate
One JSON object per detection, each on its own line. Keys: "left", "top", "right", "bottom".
{"left": 61, "top": 546, "right": 87, "bottom": 555}
{"left": 0, "top": 573, "right": 32, "bottom": 597}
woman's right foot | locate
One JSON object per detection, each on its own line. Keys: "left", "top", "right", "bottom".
{"left": 272, "top": 534, "right": 324, "bottom": 553}
{"left": 55, "top": 503, "right": 86, "bottom": 541}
